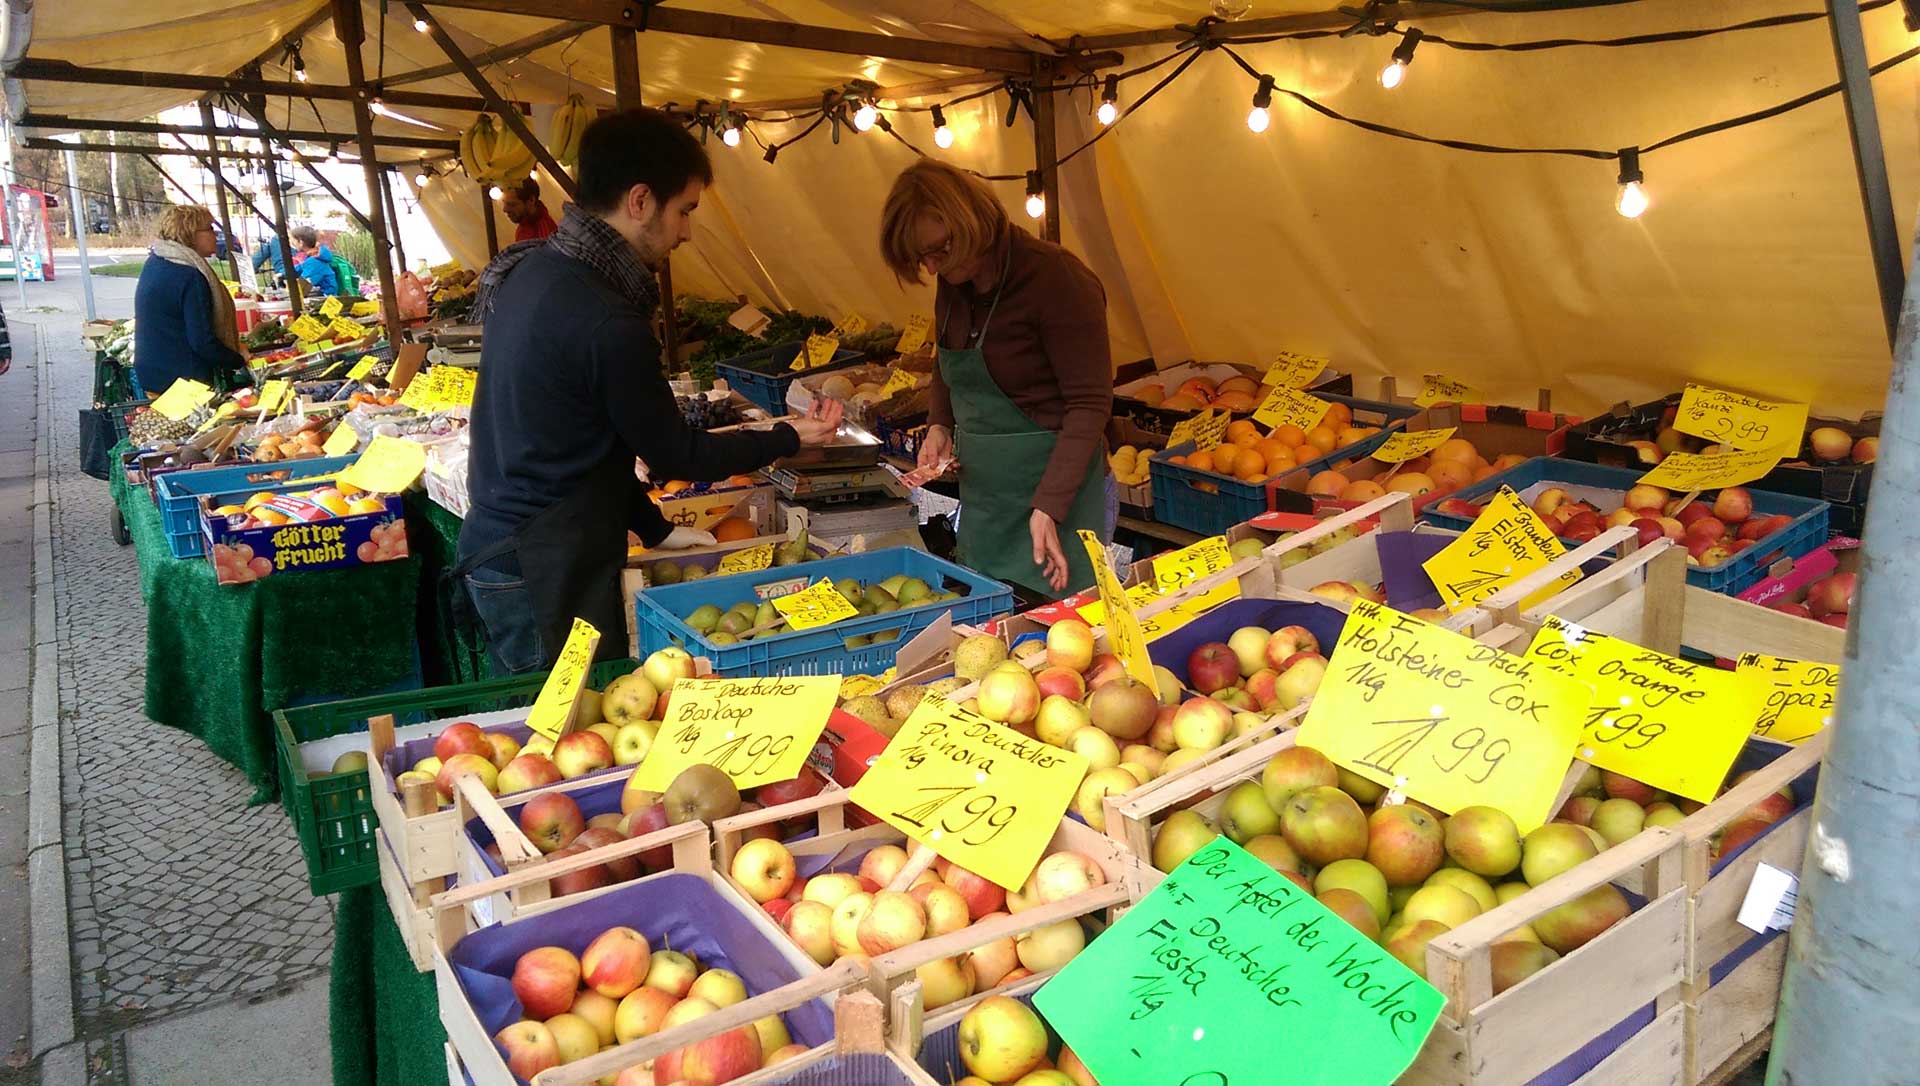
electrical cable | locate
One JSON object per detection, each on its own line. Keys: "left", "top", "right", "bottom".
{"left": 1374, "top": 0, "right": 1896, "bottom": 52}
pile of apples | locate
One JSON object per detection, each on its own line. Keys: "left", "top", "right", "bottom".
{"left": 948, "top": 996, "right": 1096, "bottom": 1086}
{"left": 1130, "top": 371, "right": 1264, "bottom": 413}
{"left": 1766, "top": 569, "right": 1855, "bottom": 629}
{"left": 1806, "top": 426, "right": 1876, "bottom": 465}
{"left": 1612, "top": 407, "right": 1876, "bottom": 467}
{"left": 1161, "top": 410, "right": 1381, "bottom": 484}
{"left": 728, "top": 840, "right": 1102, "bottom": 1010}
{"left": 1432, "top": 483, "right": 1793, "bottom": 568}
{"left": 1303, "top": 436, "right": 1527, "bottom": 504}
{"left": 493, "top": 927, "right": 804, "bottom": 1085}
{"left": 1553, "top": 765, "right": 1797, "bottom": 865}
{"left": 1149, "top": 744, "right": 1632, "bottom": 993}
{"left": 397, "top": 649, "right": 700, "bottom": 809}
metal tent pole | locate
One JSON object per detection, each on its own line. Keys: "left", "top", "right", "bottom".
{"left": 59, "top": 140, "right": 96, "bottom": 320}
{"left": 1765, "top": 220, "right": 1920, "bottom": 1082}
{"left": 1825, "top": 0, "right": 1905, "bottom": 349}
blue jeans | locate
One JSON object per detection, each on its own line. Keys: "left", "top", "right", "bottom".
{"left": 464, "top": 566, "right": 547, "bottom": 675}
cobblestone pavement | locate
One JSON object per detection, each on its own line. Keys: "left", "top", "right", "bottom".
{"left": 31, "top": 299, "right": 333, "bottom": 1078}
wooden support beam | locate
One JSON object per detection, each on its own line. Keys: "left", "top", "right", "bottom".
{"left": 406, "top": 3, "right": 580, "bottom": 203}
{"left": 242, "top": 80, "right": 303, "bottom": 312}
{"left": 1068, "top": 0, "right": 1629, "bottom": 49}
{"left": 21, "top": 137, "right": 273, "bottom": 161}
{"left": 481, "top": 185, "right": 499, "bottom": 257}
{"left": 225, "top": 4, "right": 335, "bottom": 84}
{"left": 1031, "top": 58, "right": 1061, "bottom": 243}
{"left": 232, "top": 97, "right": 379, "bottom": 235}
{"left": 138, "top": 154, "right": 204, "bottom": 208}
{"left": 198, "top": 102, "right": 238, "bottom": 265}
{"left": 418, "top": 0, "right": 1046, "bottom": 73}
{"left": 386, "top": 20, "right": 598, "bottom": 87}
{"left": 333, "top": 0, "right": 406, "bottom": 339}
{"left": 609, "top": 26, "right": 642, "bottom": 108}
{"left": 11, "top": 58, "right": 496, "bottom": 114}
{"left": 154, "top": 133, "right": 276, "bottom": 226}
{"left": 383, "top": 167, "right": 410, "bottom": 275}
{"left": 19, "top": 114, "right": 461, "bottom": 153}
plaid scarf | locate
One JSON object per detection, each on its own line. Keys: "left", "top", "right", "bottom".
{"left": 473, "top": 203, "right": 659, "bottom": 321}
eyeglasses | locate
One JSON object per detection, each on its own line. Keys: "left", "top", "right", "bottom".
{"left": 915, "top": 234, "right": 953, "bottom": 269}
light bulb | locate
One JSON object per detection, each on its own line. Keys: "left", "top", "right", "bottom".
{"left": 1097, "top": 100, "right": 1118, "bottom": 126}
{"left": 325, "top": 146, "right": 339, "bottom": 164}
{"left": 1379, "top": 60, "right": 1407, "bottom": 90}
{"left": 412, "top": 17, "right": 429, "bottom": 31}
{"left": 294, "top": 68, "right": 309, "bottom": 83}
{"left": 1025, "top": 192, "right": 1045, "bottom": 219}
{"left": 933, "top": 124, "right": 954, "bottom": 149}
{"left": 852, "top": 103, "right": 878, "bottom": 132}
{"left": 1247, "top": 105, "right": 1270, "bottom": 133}
{"left": 413, "top": 172, "right": 429, "bottom": 187}
{"left": 1616, "top": 180, "right": 1649, "bottom": 219}
{"left": 370, "top": 99, "right": 389, "bottom": 116}
{"left": 489, "top": 185, "right": 503, "bottom": 200}
{"left": 722, "top": 126, "right": 741, "bottom": 147}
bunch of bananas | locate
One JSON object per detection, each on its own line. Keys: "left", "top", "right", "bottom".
{"left": 549, "top": 95, "right": 594, "bottom": 168}
{"left": 458, "top": 114, "right": 535, "bottom": 184}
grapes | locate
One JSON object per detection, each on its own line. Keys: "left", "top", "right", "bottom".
{"left": 675, "top": 393, "right": 741, "bottom": 431}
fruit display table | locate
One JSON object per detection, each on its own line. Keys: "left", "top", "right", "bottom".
{"left": 405, "top": 492, "right": 492, "bottom": 688}
{"left": 111, "top": 446, "right": 425, "bottom": 801}
{"left": 330, "top": 886, "right": 448, "bottom": 1086}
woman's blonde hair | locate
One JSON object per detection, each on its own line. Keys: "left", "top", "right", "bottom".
{"left": 156, "top": 204, "right": 215, "bottom": 247}
{"left": 879, "top": 160, "right": 1007, "bottom": 284}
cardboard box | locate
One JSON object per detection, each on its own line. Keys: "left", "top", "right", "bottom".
{"left": 651, "top": 481, "right": 776, "bottom": 534}
{"left": 201, "top": 489, "right": 408, "bottom": 585}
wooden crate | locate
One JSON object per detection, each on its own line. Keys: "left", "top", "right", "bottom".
{"left": 431, "top": 822, "right": 846, "bottom": 1086}
{"left": 375, "top": 825, "right": 440, "bottom": 973}
{"left": 886, "top": 965, "right": 1060, "bottom": 1083}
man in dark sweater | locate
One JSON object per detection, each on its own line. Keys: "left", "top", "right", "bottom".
{"left": 458, "top": 108, "right": 841, "bottom": 673}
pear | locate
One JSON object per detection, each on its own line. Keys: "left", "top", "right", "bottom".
{"left": 871, "top": 628, "right": 900, "bottom": 644}
{"left": 953, "top": 634, "right": 1010, "bottom": 680}
{"left": 835, "top": 578, "right": 865, "bottom": 605}
{"left": 754, "top": 601, "right": 780, "bottom": 628}
{"left": 877, "top": 574, "right": 910, "bottom": 598}
{"left": 885, "top": 685, "right": 926, "bottom": 721}
{"left": 682, "top": 566, "right": 708, "bottom": 581}
{"left": 719, "top": 610, "right": 752, "bottom": 636}
{"left": 841, "top": 696, "right": 892, "bottom": 731}
{"left": 686, "top": 604, "right": 724, "bottom": 633}
{"left": 651, "top": 560, "right": 684, "bottom": 585}
{"left": 895, "top": 577, "right": 931, "bottom": 606}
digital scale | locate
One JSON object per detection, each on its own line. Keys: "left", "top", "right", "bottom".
{"left": 763, "top": 463, "right": 904, "bottom": 504}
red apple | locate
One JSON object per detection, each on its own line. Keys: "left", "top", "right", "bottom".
{"left": 1684, "top": 516, "right": 1727, "bottom": 541}
{"left": 552, "top": 731, "right": 615, "bottom": 778}
{"left": 1737, "top": 514, "right": 1792, "bottom": 542}
{"left": 547, "top": 843, "right": 614, "bottom": 898}
{"left": 519, "top": 793, "right": 586, "bottom": 854}
{"left": 498, "top": 753, "right": 563, "bottom": 795}
{"left": 434, "top": 721, "right": 491, "bottom": 763}
{"left": 1629, "top": 517, "right": 1666, "bottom": 546}
{"left": 1819, "top": 613, "right": 1850, "bottom": 629}
{"left": 1853, "top": 436, "right": 1878, "bottom": 463}
{"left": 1559, "top": 511, "right": 1601, "bottom": 543}
{"left": 1807, "top": 572, "right": 1856, "bottom": 617}
{"left": 1034, "top": 665, "right": 1089, "bottom": 702}
{"left": 754, "top": 769, "right": 827, "bottom": 809}
{"left": 653, "top": 1025, "right": 764, "bottom": 1086}
{"left": 1769, "top": 601, "right": 1814, "bottom": 619}
{"left": 625, "top": 802, "right": 674, "bottom": 870}
{"left": 936, "top": 858, "right": 1007, "bottom": 920}
{"left": 1186, "top": 643, "right": 1241, "bottom": 695}
{"left": 1083, "top": 653, "right": 1127, "bottom": 691}
{"left": 575, "top": 827, "right": 640, "bottom": 882}
{"left": 764, "top": 898, "right": 794, "bottom": 924}
{"left": 1710, "top": 487, "right": 1753, "bottom": 524}
{"left": 512, "top": 946, "right": 582, "bottom": 1019}
{"left": 1674, "top": 503, "right": 1714, "bottom": 527}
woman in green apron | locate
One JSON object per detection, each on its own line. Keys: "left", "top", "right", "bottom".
{"left": 882, "top": 161, "right": 1116, "bottom": 601}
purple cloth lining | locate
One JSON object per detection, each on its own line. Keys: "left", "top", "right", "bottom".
{"left": 1376, "top": 531, "right": 1613, "bottom": 613}
{"left": 1145, "top": 599, "right": 1348, "bottom": 686}
{"left": 383, "top": 721, "right": 630, "bottom": 800}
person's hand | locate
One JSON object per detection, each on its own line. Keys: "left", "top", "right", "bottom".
{"left": 657, "top": 526, "right": 716, "bottom": 550}
{"left": 787, "top": 397, "right": 846, "bottom": 447}
{"left": 1030, "top": 509, "right": 1069, "bottom": 593}
{"left": 900, "top": 424, "right": 954, "bottom": 488}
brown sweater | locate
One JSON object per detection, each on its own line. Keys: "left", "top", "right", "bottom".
{"left": 929, "top": 226, "right": 1113, "bottom": 523}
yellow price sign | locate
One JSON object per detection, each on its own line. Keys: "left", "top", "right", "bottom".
{"left": 1424, "top": 486, "right": 1581, "bottom": 613}
{"left": 839, "top": 674, "right": 888, "bottom": 699}
{"left": 295, "top": 339, "right": 324, "bottom": 355}
{"left": 330, "top": 316, "right": 369, "bottom": 342}
{"left": 1252, "top": 385, "right": 1333, "bottom": 433}
{"left": 1737, "top": 653, "right": 1839, "bottom": 745}
{"left": 1152, "top": 535, "right": 1234, "bottom": 593}
{"left": 430, "top": 260, "right": 463, "bottom": 278}
{"left": 257, "top": 379, "right": 293, "bottom": 416}
{"left": 1166, "top": 409, "right": 1231, "bottom": 452}
{"left": 398, "top": 375, "right": 438, "bottom": 413}
{"left": 634, "top": 675, "right": 840, "bottom": 791}
{"left": 848, "top": 695, "right": 1089, "bottom": 891}
{"left": 1637, "top": 447, "right": 1785, "bottom": 491}
{"left": 1078, "top": 530, "right": 1159, "bottom": 696}
{"left": 1298, "top": 601, "right": 1587, "bottom": 831}
{"left": 878, "top": 367, "right": 920, "bottom": 400}
{"left": 351, "top": 300, "right": 380, "bottom": 317}
{"left": 193, "top": 401, "right": 240, "bottom": 435}
{"left": 430, "top": 367, "right": 478, "bottom": 408}
{"left": 770, "top": 578, "right": 859, "bottom": 630}
{"left": 1263, "top": 351, "right": 1329, "bottom": 389}
{"left": 338, "top": 434, "right": 426, "bottom": 494}
{"left": 716, "top": 543, "right": 774, "bottom": 575}
{"left": 833, "top": 311, "right": 868, "bottom": 337}
{"left": 288, "top": 314, "right": 330, "bottom": 342}
{"left": 894, "top": 313, "right": 932, "bottom": 354}
{"left": 322, "top": 425, "right": 359, "bottom": 456}
{"left": 150, "top": 378, "right": 217, "bottom": 421}
{"left": 319, "top": 295, "right": 344, "bottom": 319}
{"left": 347, "top": 355, "right": 380, "bottom": 381}
{"left": 1372, "top": 426, "right": 1458, "bottom": 464}
{"left": 1413, "top": 374, "right": 1481, "bottom": 407}
{"left": 1675, "top": 384, "right": 1809, "bottom": 452}
{"left": 791, "top": 333, "right": 841, "bottom": 371}
{"left": 222, "top": 280, "right": 241, "bottom": 295}
{"left": 1524, "top": 616, "right": 1764, "bottom": 803}
{"left": 525, "top": 618, "right": 601, "bottom": 742}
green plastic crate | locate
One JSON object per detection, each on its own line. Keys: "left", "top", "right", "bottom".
{"left": 274, "top": 658, "right": 640, "bottom": 896}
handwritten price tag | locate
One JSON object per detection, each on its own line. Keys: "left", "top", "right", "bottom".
{"left": 792, "top": 333, "right": 842, "bottom": 371}
{"left": 430, "top": 260, "right": 463, "bottom": 279}
{"left": 257, "top": 379, "right": 293, "bottom": 416}
{"left": 1079, "top": 530, "right": 1159, "bottom": 696}
{"left": 1524, "top": 616, "right": 1763, "bottom": 803}
{"left": 878, "top": 368, "right": 920, "bottom": 400}
{"left": 1253, "top": 386, "right": 1333, "bottom": 433}
{"left": 1167, "top": 409, "right": 1231, "bottom": 452}
{"left": 351, "top": 300, "right": 381, "bottom": 317}
{"left": 1264, "top": 351, "right": 1330, "bottom": 389}
{"left": 1413, "top": 374, "right": 1480, "bottom": 407}
{"left": 833, "top": 311, "right": 868, "bottom": 337}
{"left": 525, "top": 618, "right": 600, "bottom": 742}
{"left": 339, "top": 434, "right": 426, "bottom": 494}
{"left": 1637, "top": 448, "right": 1785, "bottom": 491}
{"left": 1372, "top": 427, "right": 1458, "bottom": 464}
{"left": 1154, "top": 535, "right": 1234, "bottom": 593}
{"left": 295, "top": 339, "right": 324, "bottom": 355}
{"left": 289, "top": 314, "right": 330, "bottom": 342}
{"left": 1737, "top": 653, "right": 1840, "bottom": 744}
{"left": 849, "top": 695, "right": 1088, "bottom": 890}
{"left": 1299, "top": 601, "right": 1586, "bottom": 830}
{"left": 429, "top": 367, "right": 478, "bottom": 408}
{"left": 322, "top": 425, "right": 359, "bottom": 456}
{"left": 716, "top": 543, "right": 774, "bottom": 575}
{"left": 330, "top": 316, "right": 369, "bottom": 341}
{"left": 150, "top": 378, "right": 217, "bottom": 421}
{"left": 1423, "top": 486, "right": 1581, "bottom": 612}
{"left": 347, "top": 355, "right": 380, "bottom": 382}
{"left": 838, "top": 674, "right": 888, "bottom": 699}
{"left": 770, "top": 578, "right": 858, "bottom": 630}
{"left": 319, "top": 295, "right": 344, "bottom": 319}
{"left": 398, "top": 375, "right": 438, "bottom": 413}
{"left": 1675, "top": 385, "right": 1808, "bottom": 452}
{"left": 634, "top": 675, "right": 839, "bottom": 791}
{"left": 894, "top": 313, "right": 932, "bottom": 354}
{"left": 1035, "top": 837, "right": 1442, "bottom": 1086}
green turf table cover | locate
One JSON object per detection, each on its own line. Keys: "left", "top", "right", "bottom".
{"left": 407, "top": 492, "right": 493, "bottom": 688}
{"left": 331, "top": 887, "right": 448, "bottom": 1086}
{"left": 111, "top": 446, "right": 424, "bottom": 802}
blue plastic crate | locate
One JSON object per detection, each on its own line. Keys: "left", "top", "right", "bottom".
{"left": 1147, "top": 393, "right": 1419, "bottom": 536}
{"left": 1417, "top": 458, "right": 1829, "bottom": 595}
{"left": 713, "top": 340, "right": 865, "bottom": 415}
{"left": 635, "top": 546, "right": 1014, "bottom": 676}
{"left": 153, "top": 456, "right": 360, "bottom": 558}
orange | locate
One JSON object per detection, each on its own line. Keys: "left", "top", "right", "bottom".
{"left": 1306, "top": 470, "right": 1349, "bottom": 497}
{"left": 1338, "top": 426, "right": 1376, "bottom": 446}
{"left": 336, "top": 480, "right": 364, "bottom": 497}
{"left": 1427, "top": 461, "right": 1474, "bottom": 491}
{"left": 1225, "top": 419, "right": 1261, "bottom": 446}
{"left": 662, "top": 480, "right": 692, "bottom": 495}
{"left": 1305, "top": 426, "right": 1340, "bottom": 455}
{"left": 1236, "top": 461, "right": 1268, "bottom": 482}
{"left": 1254, "top": 437, "right": 1289, "bottom": 461}
{"left": 1210, "top": 445, "right": 1242, "bottom": 476}
{"left": 1386, "top": 472, "right": 1436, "bottom": 496}
{"left": 1263, "top": 449, "right": 1298, "bottom": 475}
{"left": 1324, "top": 402, "right": 1354, "bottom": 429}
{"left": 1340, "top": 480, "right": 1386, "bottom": 502}
{"left": 725, "top": 473, "right": 757, "bottom": 487}
{"left": 1271, "top": 424, "right": 1307, "bottom": 447}
{"left": 1433, "top": 438, "right": 1478, "bottom": 464}
{"left": 712, "top": 517, "right": 757, "bottom": 543}
{"left": 1186, "top": 449, "right": 1215, "bottom": 473}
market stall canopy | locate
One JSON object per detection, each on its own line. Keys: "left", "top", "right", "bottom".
{"left": 9, "top": 0, "right": 1914, "bottom": 417}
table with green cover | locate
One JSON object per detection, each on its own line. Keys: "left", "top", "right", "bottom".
{"left": 111, "top": 449, "right": 425, "bottom": 801}
{"left": 331, "top": 887, "right": 448, "bottom": 1086}
{"left": 407, "top": 492, "right": 493, "bottom": 688}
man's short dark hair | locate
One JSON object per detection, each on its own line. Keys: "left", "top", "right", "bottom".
{"left": 291, "top": 225, "right": 318, "bottom": 248}
{"left": 576, "top": 108, "right": 712, "bottom": 215}
{"left": 512, "top": 176, "right": 539, "bottom": 201}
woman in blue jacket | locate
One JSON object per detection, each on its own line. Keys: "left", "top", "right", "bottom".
{"left": 133, "top": 205, "right": 248, "bottom": 395}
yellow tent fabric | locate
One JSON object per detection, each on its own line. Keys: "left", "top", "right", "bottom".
{"left": 17, "top": 0, "right": 1912, "bottom": 417}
